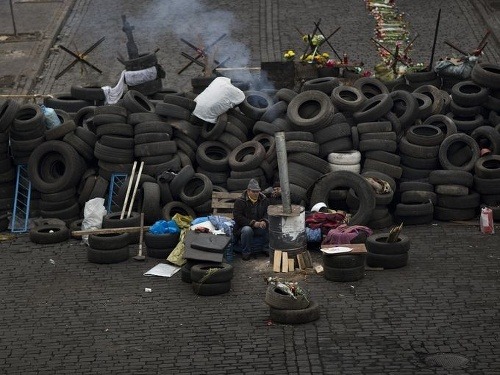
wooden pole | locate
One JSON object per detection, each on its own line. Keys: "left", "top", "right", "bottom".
{"left": 428, "top": 8, "right": 442, "bottom": 71}
{"left": 9, "top": 0, "right": 17, "bottom": 36}
{"left": 126, "top": 161, "right": 144, "bottom": 219}
{"left": 72, "top": 226, "right": 150, "bottom": 237}
{"left": 120, "top": 161, "right": 137, "bottom": 219}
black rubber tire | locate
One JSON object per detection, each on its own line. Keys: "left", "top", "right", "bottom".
{"left": 122, "top": 90, "right": 155, "bottom": 113}
{"left": 127, "top": 112, "right": 161, "bottom": 125}
{"left": 366, "top": 252, "right": 408, "bottom": 269}
{"left": 70, "top": 85, "right": 106, "bottom": 101}
{"left": 399, "top": 136, "right": 440, "bottom": 159}
{"left": 134, "top": 140, "right": 177, "bottom": 157}
{"left": 359, "top": 138, "right": 397, "bottom": 153}
{"left": 239, "top": 91, "right": 274, "bottom": 120}
{"left": 365, "top": 233, "right": 410, "bottom": 255}
{"left": 196, "top": 141, "right": 231, "bottom": 172}
{"left": 170, "top": 165, "right": 195, "bottom": 199}
{"left": 29, "top": 225, "right": 70, "bottom": 244}
{"left": 75, "top": 126, "right": 97, "bottom": 147}
{"left": 87, "top": 246, "right": 130, "bottom": 264}
{"left": 144, "top": 231, "right": 180, "bottom": 249}
{"left": 353, "top": 77, "right": 389, "bottom": 99}
{"left": 260, "top": 101, "right": 288, "bottom": 123}
{"left": 364, "top": 150, "right": 400, "bottom": 166}
{"left": 437, "top": 191, "right": 480, "bottom": 209}
{"left": 470, "top": 126, "right": 500, "bottom": 155}
{"left": 141, "top": 182, "right": 162, "bottom": 224}
{"left": 265, "top": 285, "right": 310, "bottom": 310}
{"left": 0, "top": 99, "right": 19, "bottom": 132}
{"left": 302, "top": 77, "right": 340, "bottom": 95}
{"left": 145, "top": 246, "right": 175, "bottom": 259}
{"left": 323, "top": 265, "right": 365, "bottom": 282}
{"left": 475, "top": 155, "right": 500, "bottom": 179}
{"left": 471, "top": 63, "right": 500, "bottom": 89}
{"left": 94, "top": 141, "right": 134, "bottom": 163}
{"left": 269, "top": 300, "right": 320, "bottom": 324}
{"left": 155, "top": 103, "right": 191, "bottom": 121}
{"left": 134, "top": 121, "right": 173, "bottom": 136}
{"left": 438, "top": 133, "right": 480, "bottom": 172}
{"left": 400, "top": 190, "right": 437, "bottom": 205}
{"left": 390, "top": 90, "right": 419, "bottom": 130}
{"left": 95, "top": 122, "right": 133, "bottom": 138}
{"left": 433, "top": 206, "right": 477, "bottom": 221}
{"left": 228, "top": 141, "right": 266, "bottom": 172}
{"left": 192, "top": 281, "right": 231, "bottom": 296}
{"left": 428, "top": 170, "right": 474, "bottom": 187}
{"left": 322, "top": 253, "right": 366, "bottom": 268}
{"left": 356, "top": 121, "right": 392, "bottom": 134}
{"left": 63, "top": 131, "right": 95, "bottom": 161}
{"left": 413, "top": 84, "right": 446, "bottom": 115}
{"left": 395, "top": 201, "right": 434, "bottom": 216}
{"left": 43, "top": 93, "right": 90, "bottom": 113}
{"left": 179, "top": 173, "right": 213, "bottom": 207}
{"left": 405, "top": 124, "right": 445, "bottom": 146}
{"left": 162, "top": 201, "right": 196, "bottom": 220}
{"left": 310, "top": 171, "right": 376, "bottom": 225}
{"left": 352, "top": 94, "right": 393, "bottom": 123}
{"left": 88, "top": 232, "right": 130, "bottom": 250}
{"left": 451, "top": 80, "right": 489, "bottom": 107}
{"left": 102, "top": 212, "right": 141, "bottom": 244}
{"left": 287, "top": 152, "right": 333, "bottom": 175}
{"left": 28, "top": 140, "right": 85, "bottom": 194}
{"left": 287, "top": 90, "right": 335, "bottom": 131}
{"left": 330, "top": 86, "right": 365, "bottom": 112}
{"left": 45, "top": 120, "right": 77, "bottom": 141}
{"left": 190, "top": 263, "right": 234, "bottom": 284}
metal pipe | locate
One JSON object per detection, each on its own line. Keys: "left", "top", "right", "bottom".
{"left": 275, "top": 132, "right": 291, "bottom": 214}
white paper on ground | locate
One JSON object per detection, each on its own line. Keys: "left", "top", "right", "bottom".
{"left": 143, "top": 263, "right": 181, "bottom": 277}
{"left": 320, "top": 246, "right": 353, "bottom": 254}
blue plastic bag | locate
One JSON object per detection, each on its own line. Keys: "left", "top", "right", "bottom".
{"left": 149, "top": 219, "right": 180, "bottom": 234}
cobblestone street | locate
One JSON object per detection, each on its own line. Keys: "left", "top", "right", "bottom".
{"left": 0, "top": 1, "right": 499, "bottom": 374}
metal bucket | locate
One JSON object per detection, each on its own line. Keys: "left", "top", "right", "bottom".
{"left": 268, "top": 204, "right": 306, "bottom": 262}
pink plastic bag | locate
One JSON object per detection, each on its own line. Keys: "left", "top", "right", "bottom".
{"left": 480, "top": 207, "right": 494, "bottom": 234}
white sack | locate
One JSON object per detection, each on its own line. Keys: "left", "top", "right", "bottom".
{"left": 192, "top": 77, "right": 245, "bottom": 123}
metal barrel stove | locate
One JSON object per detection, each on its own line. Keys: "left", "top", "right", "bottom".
{"left": 267, "top": 204, "right": 307, "bottom": 263}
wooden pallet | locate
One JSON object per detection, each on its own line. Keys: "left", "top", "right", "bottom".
{"left": 211, "top": 191, "right": 241, "bottom": 218}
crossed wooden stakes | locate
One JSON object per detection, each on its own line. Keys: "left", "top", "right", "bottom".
{"left": 177, "top": 34, "right": 230, "bottom": 75}
{"left": 55, "top": 37, "right": 105, "bottom": 80}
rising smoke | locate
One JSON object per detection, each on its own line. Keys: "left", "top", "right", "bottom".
{"left": 128, "top": 0, "right": 261, "bottom": 85}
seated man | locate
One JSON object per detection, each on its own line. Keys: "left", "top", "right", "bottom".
{"left": 232, "top": 178, "right": 269, "bottom": 261}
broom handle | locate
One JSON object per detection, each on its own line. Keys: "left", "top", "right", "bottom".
{"left": 127, "top": 161, "right": 144, "bottom": 219}
{"left": 120, "top": 161, "right": 137, "bottom": 219}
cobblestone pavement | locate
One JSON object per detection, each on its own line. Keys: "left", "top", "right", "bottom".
{"left": 0, "top": 223, "right": 499, "bottom": 374}
{"left": 0, "top": 0, "right": 500, "bottom": 374}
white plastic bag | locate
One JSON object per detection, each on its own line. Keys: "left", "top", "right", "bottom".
{"left": 192, "top": 77, "right": 245, "bottom": 123}
{"left": 81, "top": 198, "right": 107, "bottom": 245}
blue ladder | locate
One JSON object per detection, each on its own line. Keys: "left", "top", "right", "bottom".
{"left": 106, "top": 173, "right": 127, "bottom": 213}
{"left": 11, "top": 164, "right": 31, "bottom": 233}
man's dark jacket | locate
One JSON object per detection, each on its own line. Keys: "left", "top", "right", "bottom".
{"left": 232, "top": 191, "right": 269, "bottom": 237}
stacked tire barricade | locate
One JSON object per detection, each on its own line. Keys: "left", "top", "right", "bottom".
{"left": 0, "top": 61, "right": 499, "bottom": 250}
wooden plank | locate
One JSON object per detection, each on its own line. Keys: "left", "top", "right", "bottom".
{"left": 273, "top": 250, "right": 282, "bottom": 272}
{"left": 303, "top": 251, "right": 313, "bottom": 268}
{"left": 297, "top": 253, "right": 306, "bottom": 270}
{"left": 211, "top": 191, "right": 241, "bottom": 219}
{"left": 281, "top": 252, "right": 289, "bottom": 273}
{"left": 288, "top": 259, "right": 295, "bottom": 271}
{"left": 72, "top": 226, "right": 150, "bottom": 236}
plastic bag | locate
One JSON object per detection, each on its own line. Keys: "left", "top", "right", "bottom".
{"left": 40, "top": 105, "right": 61, "bottom": 129}
{"left": 192, "top": 77, "right": 245, "bottom": 123}
{"left": 149, "top": 219, "right": 180, "bottom": 234}
{"left": 480, "top": 206, "right": 495, "bottom": 234}
{"left": 81, "top": 198, "right": 107, "bottom": 245}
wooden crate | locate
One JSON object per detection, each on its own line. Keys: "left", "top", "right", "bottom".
{"left": 211, "top": 191, "right": 241, "bottom": 218}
